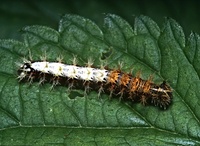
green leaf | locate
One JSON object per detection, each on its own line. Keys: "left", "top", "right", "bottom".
{"left": 0, "top": 14, "right": 200, "bottom": 145}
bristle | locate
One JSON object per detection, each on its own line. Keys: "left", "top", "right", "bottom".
{"left": 117, "top": 61, "right": 123, "bottom": 70}
{"left": 57, "top": 55, "right": 63, "bottom": 63}
{"left": 40, "top": 51, "right": 47, "bottom": 61}
{"left": 72, "top": 55, "right": 77, "bottom": 66}
{"left": 86, "top": 58, "right": 93, "bottom": 67}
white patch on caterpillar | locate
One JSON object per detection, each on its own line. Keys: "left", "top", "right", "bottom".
{"left": 21, "top": 61, "right": 109, "bottom": 82}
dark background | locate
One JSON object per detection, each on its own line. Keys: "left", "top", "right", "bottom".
{"left": 1, "top": 0, "right": 200, "bottom": 40}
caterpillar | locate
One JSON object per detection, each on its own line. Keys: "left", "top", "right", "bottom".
{"left": 17, "top": 59, "right": 172, "bottom": 110}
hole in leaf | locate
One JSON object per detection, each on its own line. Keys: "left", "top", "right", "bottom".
{"left": 101, "top": 47, "right": 113, "bottom": 60}
{"left": 68, "top": 90, "right": 84, "bottom": 99}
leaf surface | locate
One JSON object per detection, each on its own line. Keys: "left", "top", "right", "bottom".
{"left": 0, "top": 14, "right": 200, "bottom": 145}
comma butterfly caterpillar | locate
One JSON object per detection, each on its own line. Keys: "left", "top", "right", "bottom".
{"left": 17, "top": 56, "right": 172, "bottom": 110}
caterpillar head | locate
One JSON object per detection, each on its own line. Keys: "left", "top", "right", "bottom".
{"left": 17, "top": 61, "right": 33, "bottom": 81}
